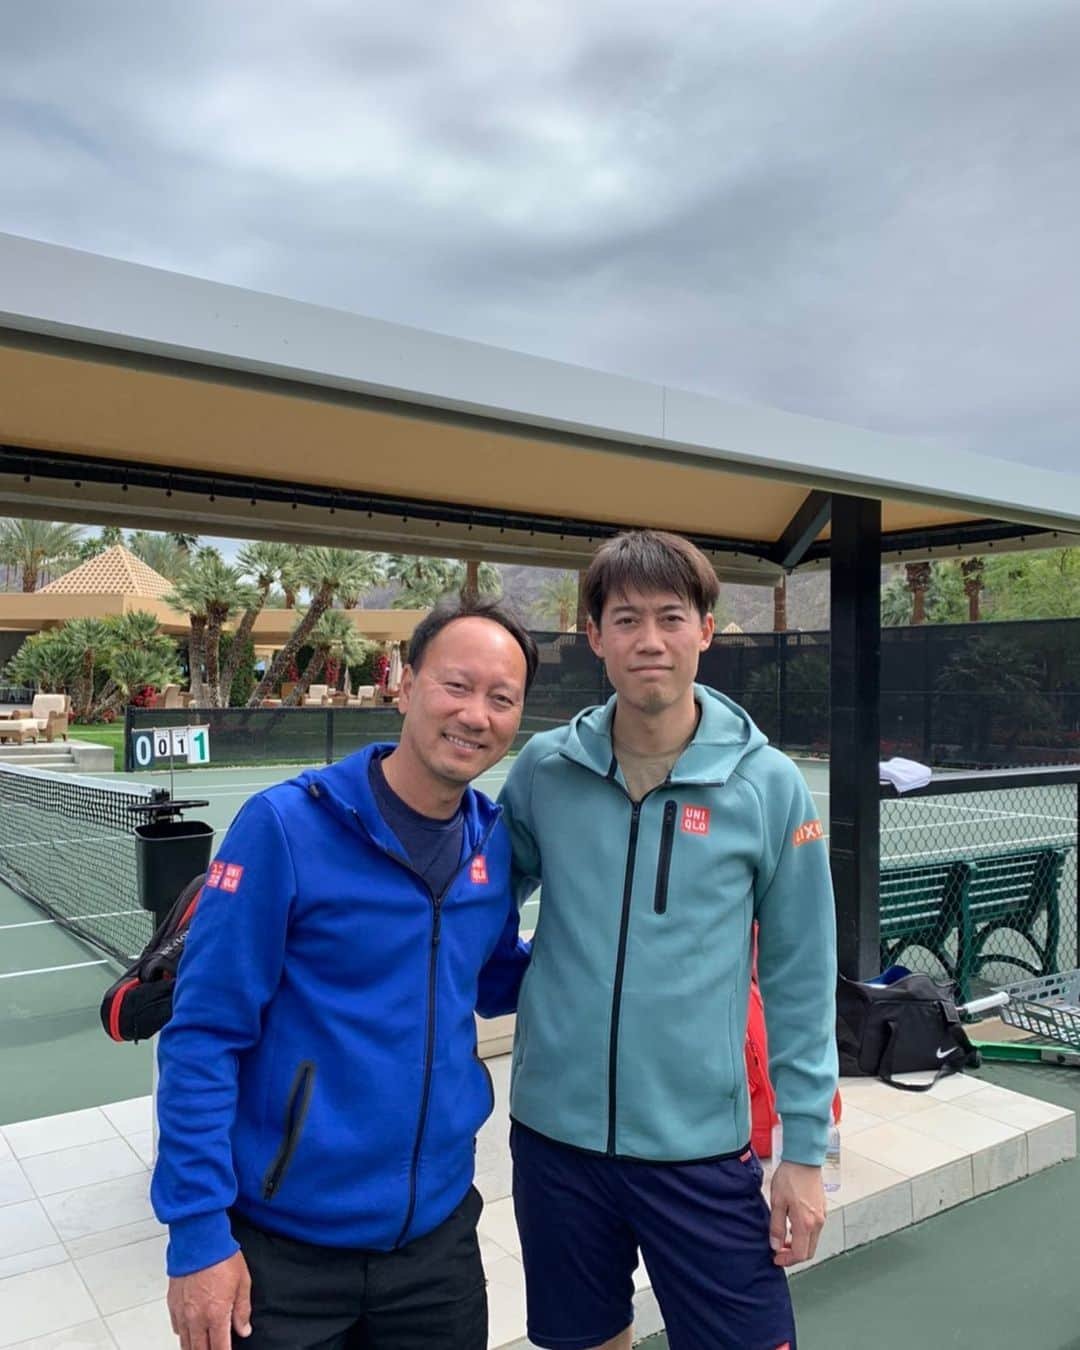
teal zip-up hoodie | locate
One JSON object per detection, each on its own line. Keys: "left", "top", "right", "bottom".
{"left": 498, "top": 685, "right": 838, "bottom": 1166}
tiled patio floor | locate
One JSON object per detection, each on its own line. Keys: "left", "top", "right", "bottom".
{"left": 0, "top": 1059, "right": 1074, "bottom": 1349}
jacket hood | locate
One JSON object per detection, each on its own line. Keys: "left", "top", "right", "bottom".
{"left": 294, "top": 744, "right": 499, "bottom": 856}
{"left": 561, "top": 684, "right": 768, "bottom": 786}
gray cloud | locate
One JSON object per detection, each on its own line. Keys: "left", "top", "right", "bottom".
{"left": 2, "top": 0, "right": 1078, "bottom": 473}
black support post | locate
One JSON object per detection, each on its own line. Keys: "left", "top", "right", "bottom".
{"left": 830, "top": 495, "right": 882, "bottom": 979}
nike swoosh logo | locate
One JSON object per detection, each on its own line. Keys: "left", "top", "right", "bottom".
{"left": 936, "top": 1046, "right": 956, "bottom": 1059}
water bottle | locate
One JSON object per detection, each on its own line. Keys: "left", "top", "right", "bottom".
{"left": 824, "top": 1123, "right": 841, "bottom": 1193}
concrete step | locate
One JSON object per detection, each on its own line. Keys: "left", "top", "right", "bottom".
{"left": 0, "top": 754, "right": 75, "bottom": 767}
{"left": 0, "top": 746, "right": 78, "bottom": 768}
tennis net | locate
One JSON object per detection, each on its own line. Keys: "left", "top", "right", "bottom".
{"left": 0, "top": 761, "right": 168, "bottom": 963}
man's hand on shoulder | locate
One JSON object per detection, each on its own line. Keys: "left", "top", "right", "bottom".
{"left": 168, "top": 1249, "right": 252, "bottom": 1348}
{"left": 768, "top": 1161, "right": 826, "bottom": 1268}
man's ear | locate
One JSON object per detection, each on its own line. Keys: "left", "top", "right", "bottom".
{"left": 397, "top": 664, "right": 414, "bottom": 714}
{"left": 586, "top": 616, "right": 604, "bottom": 659}
{"left": 699, "top": 612, "right": 715, "bottom": 650}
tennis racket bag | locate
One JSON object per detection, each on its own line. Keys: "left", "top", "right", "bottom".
{"left": 100, "top": 872, "right": 205, "bottom": 1042}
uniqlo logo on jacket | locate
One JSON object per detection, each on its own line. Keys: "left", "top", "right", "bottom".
{"left": 470, "top": 856, "right": 489, "bottom": 885}
{"left": 792, "top": 819, "right": 824, "bottom": 847}
{"left": 206, "top": 861, "right": 225, "bottom": 888}
{"left": 681, "top": 805, "right": 710, "bottom": 835}
{"left": 221, "top": 864, "right": 245, "bottom": 893}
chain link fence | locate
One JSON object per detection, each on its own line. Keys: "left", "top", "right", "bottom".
{"left": 879, "top": 768, "right": 1079, "bottom": 1001}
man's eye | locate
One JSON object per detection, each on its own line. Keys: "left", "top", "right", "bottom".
{"left": 446, "top": 682, "right": 467, "bottom": 693}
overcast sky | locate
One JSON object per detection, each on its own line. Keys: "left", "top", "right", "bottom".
{"left": 2, "top": 0, "right": 1078, "bottom": 476}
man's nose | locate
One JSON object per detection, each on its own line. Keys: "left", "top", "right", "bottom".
{"left": 635, "top": 621, "right": 665, "bottom": 650}
{"left": 456, "top": 695, "right": 490, "bottom": 729}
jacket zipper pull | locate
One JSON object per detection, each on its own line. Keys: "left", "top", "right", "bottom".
{"left": 432, "top": 903, "right": 442, "bottom": 948}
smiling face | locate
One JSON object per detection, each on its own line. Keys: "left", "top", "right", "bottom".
{"left": 587, "top": 587, "right": 714, "bottom": 716}
{"left": 396, "top": 615, "right": 528, "bottom": 790}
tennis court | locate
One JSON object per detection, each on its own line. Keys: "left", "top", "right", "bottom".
{"left": 4, "top": 749, "right": 1077, "bottom": 1129}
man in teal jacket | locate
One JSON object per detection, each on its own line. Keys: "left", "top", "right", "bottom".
{"left": 499, "top": 530, "right": 837, "bottom": 1350}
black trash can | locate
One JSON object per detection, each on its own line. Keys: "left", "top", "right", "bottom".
{"left": 134, "top": 819, "right": 215, "bottom": 927}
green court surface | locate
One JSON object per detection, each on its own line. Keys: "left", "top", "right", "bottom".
{"left": 638, "top": 1059, "right": 1080, "bottom": 1350}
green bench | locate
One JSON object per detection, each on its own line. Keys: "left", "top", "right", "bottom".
{"left": 879, "top": 846, "right": 1068, "bottom": 1002}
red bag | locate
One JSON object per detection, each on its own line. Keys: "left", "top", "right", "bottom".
{"left": 746, "top": 929, "right": 842, "bottom": 1159}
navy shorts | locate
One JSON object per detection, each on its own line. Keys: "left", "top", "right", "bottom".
{"left": 510, "top": 1123, "right": 795, "bottom": 1350}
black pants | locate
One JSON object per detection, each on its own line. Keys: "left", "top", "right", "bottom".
{"left": 230, "top": 1187, "right": 487, "bottom": 1350}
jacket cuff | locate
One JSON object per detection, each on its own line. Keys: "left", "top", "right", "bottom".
{"left": 779, "top": 1113, "right": 828, "bottom": 1166}
{"left": 166, "top": 1210, "right": 239, "bottom": 1277}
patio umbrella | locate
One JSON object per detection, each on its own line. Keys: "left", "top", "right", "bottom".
{"left": 387, "top": 643, "right": 403, "bottom": 692}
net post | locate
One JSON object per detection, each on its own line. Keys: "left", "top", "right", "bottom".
{"left": 325, "top": 708, "right": 335, "bottom": 765}
{"left": 124, "top": 705, "right": 133, "bottom": 773}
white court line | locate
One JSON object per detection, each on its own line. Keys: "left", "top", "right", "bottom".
{"left": 0, "top": 834, "right": 141, "bottom": 852}
{"left": 0, "top": 959, "right": 107, "bottom": 980}
{"left": 888, "top": 799, "right": 1075, "bottom": 825}
{"left": 0, "top": 909, "right": 145, "bottom": 933}
{"left": 885, "top": 833, "right": 1072, "bottom": 863}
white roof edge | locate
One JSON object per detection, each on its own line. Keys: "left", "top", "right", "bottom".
{"left": 1, "top": 231, "right": 1077, "bottom": 534}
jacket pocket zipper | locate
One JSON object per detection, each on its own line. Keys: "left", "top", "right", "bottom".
{"left": 262, "top": 1061, "right": 316, "bottom": 1200}
{"left": 654, "top": 800, "right": 677, "bottom": 915}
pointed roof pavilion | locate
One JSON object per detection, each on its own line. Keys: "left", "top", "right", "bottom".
{"left": 39, "top": 544, "right": 172, "bottom": 598}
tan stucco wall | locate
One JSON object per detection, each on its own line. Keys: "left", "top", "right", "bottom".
{"left": 0, "top": 593, "right": 426, "bottom": 645}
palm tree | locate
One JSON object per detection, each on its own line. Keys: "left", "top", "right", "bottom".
{"left": 249, "top": 549, "right": 378, "bottom": 705}
{"left": 382, "top": 554, "right": 455, "bottom": 607}
{"left": 336, "top": 551, "right": 383, "bottom": 609}
{"left": 71, "top": 526, "right": 125, "bottom": 564}
{"left": 534, "top": 572, "right": 579, "bottom": 631}
{"left": 382, "top": 555, "right": 499, "bottom": 608}
{"left": 283, "top": 611, "right": 372, "bottom": 706}
{"left": 0, "top": 519, "right": 85, "bottom": 591}
{"left": 3, "top": 630, "right": 81, "bottom": 693}
{"left": 217, "top": 542, "right": 293, "bottom": 703}
{"left": 165, "top": 569, "right": 212, "bottom": 706}
{"left": 128, "top": 531, "right": 190, "bottom": 581}
{"left": 57, "top": 617, "right": 118, "bottom": 718}
{"left": 108, "top": 646, "right": 183, "bottom": 706}
{"left": 89, "top": 612, "right": 180, "bottom": 719}
{"left": 169, "top": 533, "right": 201, "bottom": 554}
{"left": 191, "top": 556, "right": 258, "bottom": 707}
{"left": 280, "top": 555, "right": 301, "bottom": 609}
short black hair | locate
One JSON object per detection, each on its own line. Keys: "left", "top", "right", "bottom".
{"left": 583, "top": 529, "right": 720, "bottom": 625}
{"left": 407, "top": 594, "right": 539, "bottom": 692}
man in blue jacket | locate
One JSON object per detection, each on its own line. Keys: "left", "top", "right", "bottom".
{"left": 154, "top": 596, "right": 537, "bottom": 1350}
{"left": 500, "top": 531, "right": 838, "bottom": 1350}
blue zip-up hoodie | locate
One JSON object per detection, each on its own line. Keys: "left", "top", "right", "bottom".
{"left": 152, "top": 745, "right": 528, "bottom": 1277}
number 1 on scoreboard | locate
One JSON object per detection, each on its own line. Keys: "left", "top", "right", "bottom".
{"left": 187, "top": 726, "right": 211, "bottom": 766}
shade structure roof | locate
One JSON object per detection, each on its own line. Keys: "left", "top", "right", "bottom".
{"left": 1, "top": 232, "right": 1078, "bottom": 582}
{"left": 39, "top": 544, "right": 171, "bottom": 598}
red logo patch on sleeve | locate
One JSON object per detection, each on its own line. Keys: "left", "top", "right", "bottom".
{"left": 206, "top": 861, "right": 225, "bottom": 888}
{"left": 681, "top": 805, "right": 710, "bottom": 835}
{"left": 792, "top": 820, "right": 824, "bottom": 847}
{"left": 220, "top": 863, "right": 245, "bottom": 893}
{"left": 470, "top": 856, "right": 489, "bottom": 885}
